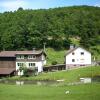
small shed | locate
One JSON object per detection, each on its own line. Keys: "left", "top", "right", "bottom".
{"left": 0, "top": 68, "right": 15, "bottom": 77}
{"left": 43, "top": 64, "right": 66, "bottom": 72}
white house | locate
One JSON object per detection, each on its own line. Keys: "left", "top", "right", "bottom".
{"left": 65, "top": 46, "right": 91, "bottom": 69}
{"left": 0, "top": 49, "right": 46, "bottom": 76}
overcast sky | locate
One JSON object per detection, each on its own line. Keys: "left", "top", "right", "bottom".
{"left": 0, "top": 0, "right": 100, "bottom": 12}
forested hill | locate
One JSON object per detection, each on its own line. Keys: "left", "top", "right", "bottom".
{"left": 0, "top": 6, "right": 100, "bottom": 55}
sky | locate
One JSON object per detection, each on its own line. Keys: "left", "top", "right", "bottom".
{"left": 0, "top": 0, "right": 100, "bottom": 12}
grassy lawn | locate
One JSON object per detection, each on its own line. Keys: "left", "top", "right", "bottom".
{"left": 9, "top": 66, "right": 100, "bottom": 82}
{"left": 0, "top": 83, "right": 100, "bottom": 100}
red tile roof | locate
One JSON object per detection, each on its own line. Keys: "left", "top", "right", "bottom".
{"left": 0, "top": 68, "right": 15, "bottom": 75}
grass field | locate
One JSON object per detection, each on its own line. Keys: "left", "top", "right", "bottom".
{"left": 9, "top": 66, "right": 100, "bottom": 82}
{"left": 1, "top": 66, "right": 100, "bottom": 100}
{"left": 0, "top": 83, "right": 100, "bottom": 100}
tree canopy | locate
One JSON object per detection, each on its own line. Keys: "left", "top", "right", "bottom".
{"left": 0, "top": 6, "right": 100, "bottom": 53}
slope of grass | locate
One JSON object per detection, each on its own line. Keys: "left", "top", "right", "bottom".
{"left": 0, "top": 83, "right": 100, "bottom": 100}
{"left": 46, "top": 48, "right": 66, "bottom": 65}
{"left": 9, "top": 66, "right": 100, "bottom": 82}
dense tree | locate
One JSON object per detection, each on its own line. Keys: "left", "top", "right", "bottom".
{"left": 0, "top": 6, "right": 99, "bottom": 53}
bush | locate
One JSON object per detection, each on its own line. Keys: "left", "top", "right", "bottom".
{"left": 52, "top": 61, "right": 58, "bottom": 65}
{"left": 23, "top": 67, "right": 38, "bottom": 77}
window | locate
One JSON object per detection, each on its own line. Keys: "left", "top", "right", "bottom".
{"left": 81, "top": 52, "right": 84, "bottom": 55}
{"left": 16, "top": 55, "right": 20, "bottom": 59}
{"left": 17, "top": 63, "right": 20, "bottom": 66}
{"left": 24, "top": 55, "right": 28, "bottom": 59}
{"left": 72, "top": 52, "right": 75, "bottom": 55}
{"left": 17, "top": 63, "right": 24, "bottom": 67}
{"left": 29, "top": 63, "right": 35, "bottom": 67}
{"left": 28, "top": 55, "right": 36, "bottom": 59}
{"left": 33, "top": 56, "right": 36, "bottom": 59}
{"left": 16, "top": 55, "right": 24, "bottom": 59}
{"left": 72, "top": 59, "right": 75, "bottom": 62}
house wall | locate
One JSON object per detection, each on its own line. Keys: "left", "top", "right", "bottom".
{"left": 0, "top": 57, "right": 16, "bottom": 68}
{"left": 66, "top": 48, "right": 91, "bottom": 69}
{"left": 16, "top": 60, "right": 46, "bottom": 75}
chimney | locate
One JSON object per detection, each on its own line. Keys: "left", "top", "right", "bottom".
{"left": 70, "top": 44, "right": 75, "bottom": 50}
{"left": 33, "top": 48, "right": 36, "bottom": 53}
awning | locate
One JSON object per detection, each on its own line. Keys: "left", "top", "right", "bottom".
{"left": 0, "top": 68, "right": 15, "bottom": 75}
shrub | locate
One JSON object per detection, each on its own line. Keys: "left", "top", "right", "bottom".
{"left": 52, "top": 61, "right": 58, "bottom": 65}
{"left": 23, "top": 67, "right": 38, "bottom": 77}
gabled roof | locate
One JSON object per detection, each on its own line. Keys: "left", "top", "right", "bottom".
{"left": 0, "top": 50, "right": 46, "bottom": 57}
{"left": 66, "top": 47, "right": 91, "bottom": 56}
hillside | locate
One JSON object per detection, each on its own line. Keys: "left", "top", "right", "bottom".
{"left": 46, "top": 48, "right": 66, "bottom": 65}
{"left": 0, "top": 6, "right": 100, "bottom": 60}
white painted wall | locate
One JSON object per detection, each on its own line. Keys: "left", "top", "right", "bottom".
{"left": 66, "top": 47, "right": 91, "bottom": 65}
{"left": 16, "top": 61, "right": 46, "bottom": 75}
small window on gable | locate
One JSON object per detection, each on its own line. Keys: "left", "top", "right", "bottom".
{"left": 81, "top": 52, "right": 84, "bottom": 55}
{"left": 72, "top": 52, "right": 75, "bottom": 55}
{"left": 72, "top": 59, "right": 75, "bottom": 62}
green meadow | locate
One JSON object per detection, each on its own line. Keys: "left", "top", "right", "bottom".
{"left": 0, "top": 83, "right": 100, "bottom": 100}
{"left": 0, "top": 66, "right": 100, "bottom": 100}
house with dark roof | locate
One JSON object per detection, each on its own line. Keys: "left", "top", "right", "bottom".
{"left": 65, "top": 46, "right": 91, "bottom": 69}
{"left": 0, "top": 49, "right": 46, "bottom": 76}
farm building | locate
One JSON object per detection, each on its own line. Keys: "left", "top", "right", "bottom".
{"left": 0, "top": 49, "right": 46, "bottom": 76}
